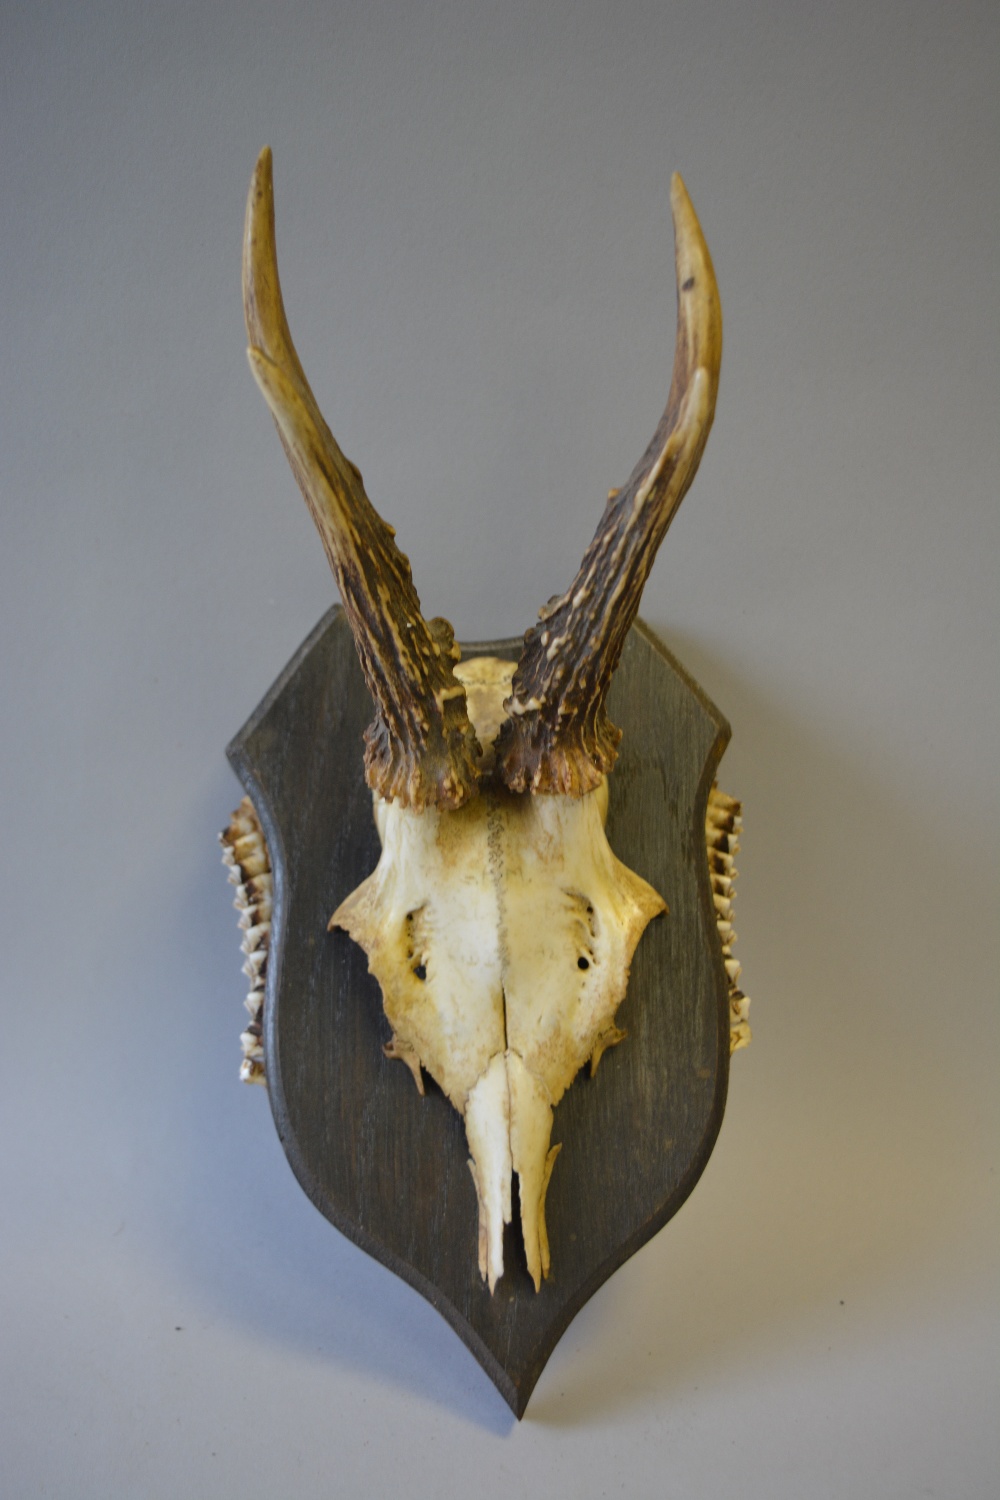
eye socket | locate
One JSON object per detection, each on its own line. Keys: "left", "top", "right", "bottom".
{"left": 413, "top": 963, "right": 427, "bottom": 981}
{"left": 577, "top": 957, "right": 590, "bottom": 971}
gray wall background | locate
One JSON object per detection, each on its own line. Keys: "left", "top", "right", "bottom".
{"left": 2, "top": 1, "right": 997, "bottom": 1494}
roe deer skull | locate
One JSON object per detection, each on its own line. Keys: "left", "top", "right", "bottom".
{"left": 240, "top": 147, "right": 723, "bottom": 1292}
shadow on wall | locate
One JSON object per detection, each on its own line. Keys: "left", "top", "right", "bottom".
{"left": 109, "top": 631, "right": 991, "bottom": 1431}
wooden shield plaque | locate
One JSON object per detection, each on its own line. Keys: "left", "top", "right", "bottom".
{"left": 225, "top": 605, "right": 734, "bottom": 1416}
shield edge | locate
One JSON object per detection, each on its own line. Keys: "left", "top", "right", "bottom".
{"left": 225, "top": 607, "right": 733, "bottom": 1418}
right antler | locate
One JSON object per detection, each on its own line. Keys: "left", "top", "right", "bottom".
{"left": 496, "top": 175, "right": 722, "bottom": 795}
{"left": 243, "top": 148, "right": 481, "bottom": 811}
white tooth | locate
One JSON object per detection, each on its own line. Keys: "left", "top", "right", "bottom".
{"left": 222, "top": 797, "right": 272, "bottom": 1087}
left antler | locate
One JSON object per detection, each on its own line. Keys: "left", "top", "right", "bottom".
{"left": 243, "top": 148, "right": 481, "bottom": 811}
{"left": 496, "top": 174, "right": 722, "bottom": 795}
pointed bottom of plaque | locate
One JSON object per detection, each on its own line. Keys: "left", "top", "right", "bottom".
{"left": 226, "top": 607, "right": 733, "bottom": 1416}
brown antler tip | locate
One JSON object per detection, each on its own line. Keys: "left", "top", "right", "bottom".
{"left": 242, "top": 149, "right": 482, "bottom": 812}
{"left": 495, "top": 173, "right": 721, "bottom": 797}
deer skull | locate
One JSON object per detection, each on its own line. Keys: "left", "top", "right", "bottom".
{"left": 240, "top": 147, "right": 723, "bottom": 1292}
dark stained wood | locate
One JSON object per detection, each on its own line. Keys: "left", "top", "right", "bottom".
{"left": 226, "top": 607, "right": 732, "bottom": 1417}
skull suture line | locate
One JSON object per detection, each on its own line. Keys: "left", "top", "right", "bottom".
{"left": 239, "top": 148, "right": 724, "bottom": 1292}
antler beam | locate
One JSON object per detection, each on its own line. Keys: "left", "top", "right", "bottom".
{"left": 496, "top": 175, "right": 722, "bottom": 795}
{"left": 243, "top": 148, "right": 481, "bottom": 810}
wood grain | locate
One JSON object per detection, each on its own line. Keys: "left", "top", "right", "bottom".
{"left": 226, "top": 607, "right": 732, "bottom": 1417}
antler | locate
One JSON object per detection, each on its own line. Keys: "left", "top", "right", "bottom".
{"left": 496, "top": 175, "right": 722, "bottom": 795}
{"left": 243, "top": 148, "right": 481, "bottom": 810}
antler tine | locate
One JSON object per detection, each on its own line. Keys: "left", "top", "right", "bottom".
{"left": 243, "top": 148, "right": 480, "bottom": 811}
{"left": 496, "top": 174, "right": 722, "bottom": 795}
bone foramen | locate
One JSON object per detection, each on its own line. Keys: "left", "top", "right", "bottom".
{"left": 220, "top": 783, "right": 750, "bottom": 1090}
{"left": 239, "top": 146, "right": 740, "bottom": 1292}
{"left": 332, "top": 655, "right": 667, "bottom": 1292}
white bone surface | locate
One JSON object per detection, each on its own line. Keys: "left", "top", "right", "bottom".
{"left": 331, "top": 659, "right": 666, "bottom": 1291}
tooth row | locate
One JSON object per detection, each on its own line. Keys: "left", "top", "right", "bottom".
{"left": 706, "top": 784, "right": 751, "bottom": 1055}
{"left": 220, "top": 797, "right": 272, "bottom": 1086}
